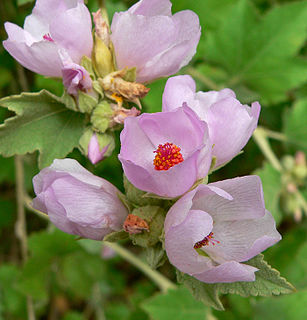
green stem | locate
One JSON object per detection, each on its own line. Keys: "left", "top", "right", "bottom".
{"left": 15, "top": 156, "right": 36, "bottom": 320}
{"left": 295, "top": 190, "right": 307, "bottom": 215}
{"left": 253, "top": 128, "right": 282, "bottom": 172}
{"left": 186, "top": 67, "right": 220, "bottom": 91}
{"left": 103, "top": 242, "right": 176, "bottom": 293}
{"left": 259, "top": 127, "right": 288, "bottom": 142}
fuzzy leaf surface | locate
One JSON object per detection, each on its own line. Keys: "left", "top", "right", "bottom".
{"left": 0, "top": 90, "right": 85, "bottom": 168}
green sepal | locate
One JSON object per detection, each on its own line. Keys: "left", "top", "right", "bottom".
{"left": 145, "top": 244, "right": 167, "bottom": 269}
{"left": 78, "top": 91, "right": 98, "bottom": 114}
{"left": 80, "top": 56, "right": 95, "bottom": 79}
{"left": 208, "top": 156, "right": 217, "bottom": 174}
{"left": 61, "top": 90, "right": 78, "bottom": 111}
{"left": 92, "top": 80, "right": 104, "bottom": 97}
{"left": 123, "top": 67, "right": 137, "bottom": 82}
{"left": 123, "top": 175, "right": 163, "bottom": 207}
{"left": 79, "top": 127, "right": 115, "bottom": 160}
{"left": 91, "top": 101, "right": 113, "bottom": 133}
{"left": 129, "top": 206, "right": 165, "bottom": 248}
{"left": 103, "top": 230, "right": 129, "bottom": 242}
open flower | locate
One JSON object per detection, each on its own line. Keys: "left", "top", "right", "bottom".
{"left": 164, "top": 176, "right": 281, "bottom": 283}
{"left": 3, "top": 0, "right": 93, "bottom": 78}
{"left": 32, "top": 158, "right": 128, "bottom": 240}
{"left": 110, "top": 0, "right": 201, "bottom": 83}
{"left": 119, "top": 105, "right": 212, "bottom": 198}
{"left": 162, "top": 75, "right": 261, "bottom": 167}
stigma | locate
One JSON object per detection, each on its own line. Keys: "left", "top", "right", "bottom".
{"left": 153, "top": 142, "right": 183, "bottom": 171}
{"left": 43, "top": 33, "right": 54, "bottom": 42}
{"left": 194, "top": 232, "right": 220, "bottom": 249}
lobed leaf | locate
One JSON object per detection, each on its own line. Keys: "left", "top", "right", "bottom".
{"left": 0, "top": 90, "right": 85, "bottom": 169}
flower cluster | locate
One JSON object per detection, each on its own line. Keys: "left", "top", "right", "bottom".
{"left": 4, "top": 0, "right": 281, "bottom": 284}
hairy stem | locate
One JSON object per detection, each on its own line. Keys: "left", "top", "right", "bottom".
{"left": 253, "top": 128, "right": 282, "bottom": 172}
{"left": 15, "top": 156, "right": 36, "bottom": 320}
{"left": 104, "top": 242, "right": 176, "bottom": 293}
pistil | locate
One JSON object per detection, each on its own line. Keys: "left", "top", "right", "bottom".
{"left": 153, "top": 142, "right": 183, "bottom": 171}
{"left": 194, "top": 232, "right": 220, "bottom": 249}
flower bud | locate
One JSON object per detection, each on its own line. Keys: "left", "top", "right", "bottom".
{"left": 32, "top": 159, "right": 128, "bottom": 240}
{"left": 92, "top": 10, "right": 115, "bottom": 77}
{"left": 79, "top": 129, "right": 115, "bottom": 164}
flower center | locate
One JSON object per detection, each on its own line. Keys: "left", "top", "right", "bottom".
{"left": 194, "top": 232, "right": 220, "bottom": 249}
{"left": 153, "top": 142, "right": 184, "bottom": 171}
{"left": 43, "top": 33, "right": 54, "bottom": 42}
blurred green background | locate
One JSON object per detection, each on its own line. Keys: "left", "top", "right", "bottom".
{"left": 0, "top": 0, "right": 307, "bottom": 319}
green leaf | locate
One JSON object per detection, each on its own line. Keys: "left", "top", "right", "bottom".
{"left": 283, "top": 98, "right": 307, "bottom": 153}
{"left": 142, "top": 287, "right": 207, "bottom": 320}
{"left": 17, "top": 0, "right": 33, "bottom": 6}
{"left": 254, "top": 162, "right": 282, "bottom": 224}
{"left": 176, "top": 271, "right": 224, "bottom": 311}
{"left": 177, "top": 254, "right": 294, "bottom": 310}
{"left": 0, "top": 90, "right": 85, "bottom": 168}
{"left": 205, "top": 0, "right": 307, "bottom": 103}
{"left": 215, "top": 254, "right": 295, "bottom": 297}
{"left": 254, "top": 290, "right": 307, "bottom": 320}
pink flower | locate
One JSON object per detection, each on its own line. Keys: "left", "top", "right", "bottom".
{"left": 164, "top": 176, "right": 281, "bottom": 283}
{"left": 110, "top": 0, "right": 201, "bottom": 83}
{"left": 119, "top": 105, "right": 212, "bottom": 198}
{"left": 162, "top": 75, "right": 261, "bottom": 168}
{"left": 3, "top": 0, "right": 93, "bottom": 78}
{"left": 60, "top": 50, "right": 92, "bottom": 95}
{"left": 32, "top": 159, "right": 128, "bottom": 240}
{"left": 88, "top": 133, "right": 110, "bottom": 165}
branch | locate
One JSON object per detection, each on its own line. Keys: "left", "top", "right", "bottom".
{"left": 15, "top": 156, "right": 36, "bottom": 320}
{"left": 253, "top": 128, "right": 282, "bottom": 172}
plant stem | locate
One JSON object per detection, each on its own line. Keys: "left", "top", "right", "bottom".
{"left": 104, "top": 242, "right": 176, "bottom": 293}
{"left": 15, "top": 156, "right": 36, "bottom": 320}
{"left": 186, "top": 67, "right": 220, "bottom": 91}
{"left": 259, "top": 127, "right": 288, "bottom": 142}
{"left": 253, "top": 128, "right": 282, "bottom": 172}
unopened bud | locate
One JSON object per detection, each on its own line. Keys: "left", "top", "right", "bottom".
{"left": 79, "top": 128, "right": 115, "bottom": 164}
{"left": 92, "top": 10, "right": 114, "bottom": 77}
{"left": 93, "top": 9, "right": 110, "bottom": 46}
